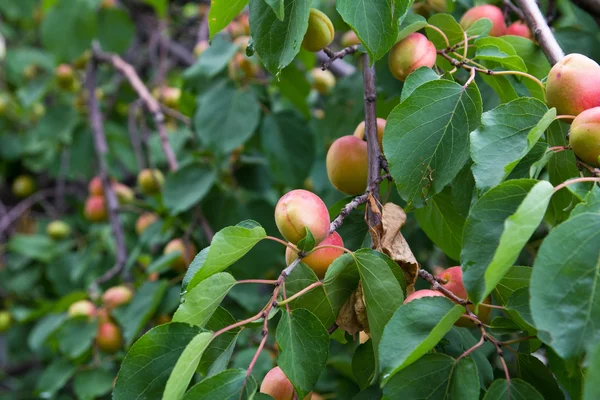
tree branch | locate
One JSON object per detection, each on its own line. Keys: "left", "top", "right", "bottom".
{"left": 86, "top": 56, "right": 129, "bottom": 287}
{"left": 513, "top": 0, "right": 565, "bottom": 65}
{"left": 317, "top": 50, "right": 356, "bottom": 77}
{"left": 321, "top": 46, "right": 358, "bottom": 71}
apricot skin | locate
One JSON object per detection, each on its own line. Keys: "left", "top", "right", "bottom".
{"left": 85, "top": 196, "right": 107, "bottom": 222}
{"left": 137, "top": 169, "right": 164, "bottom": 194}
{"left": 341, "top": 31, "right": 360, "bottom": 48}
{"left": 0, "top": 311, "right": 12, "bottom": 332}
{"left": 96, "top": 322, "right": 122, "bottom": 354}
{"left": 136, "top": 213, "right": 158, "bottom": 235}
{"left": 260, "top": 367, "right": 295, "bottom": 400}
{"left": 164, "top": 239, "right": 197, "bottom": 272}
{"left": 68, "top": 300, "right": 96, "bottom": 319}
{"left": 326, "top": 136, "right": 368, "bottom": 195}
{"left": 311, "top": 68, "right": 336, "bottom": 95}
{"left": 570, "top": 107, "right": 600, "bottom": 166}
{"left": 388, "top": 33, "right": 437, "bottom": 82}
{"left": 88, "top": 176, "right": 103, "bottom": 196}
{"left": 12, "top": 175, "right": 36, "bottom": 198}
{"left": 546, "top": 53, "right": 600, "bottom": 117}
{"left": 102, "top": 286, "right": 133, "bottom": 309}
{"left": 302, "top": 8, "right": 334, "bottom": 52}
{"left": 47, "top": 220, "right": 71, "bottom": 240}
{"left": 275, "top": 190, "right": 330, "bottom": 245}
{"left": 506, "top": 21, "right": 532, "bottom": 39}
{"left": 285, "top": 232, "right": 344, "bottom": 278}
{"left": 460, "top": 5, "right": 507, "bottom": 37}
{"left": 404, "top": 289, "right": 445, "bottom": 304}
{"left": 353, "top": 118, "right": 387, "bottom": 152}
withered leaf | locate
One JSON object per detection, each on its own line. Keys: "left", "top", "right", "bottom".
{"left": 336, "top": 287, "right": 363, "bottom": 336}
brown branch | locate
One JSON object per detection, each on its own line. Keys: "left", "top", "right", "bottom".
{"left": 512, "top": 0, "right": 565, "bottom": 65}
{"left": 316, "top": 51, "right": 356, "bottom": 77}
{"left": 128, "top": 100, "right": 146, "bottom": 171}
{"left": 86, "top": 56, "right": 129, "bottom": 287}
{"left": 321, "top": 46, "right": 359, "bottom": 71}
{"left": 160, "top": 104, "right": 191, "bottom": 126}
{"left": 91, "top": 42, "right": 179, "bottom": 171}
{"left": 503, "top": 0, "right": 525, "bottom": 20}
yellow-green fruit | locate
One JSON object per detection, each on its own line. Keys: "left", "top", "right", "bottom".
{"left": 68, "top": 300, "right": 96, "bottom": 319}
{"left": 302, "top": 8, "right": 334, "bottom": 52}
{"left": 341, "top": 30, "right": 360, "bottom": 48}
{"left": 12, "top": 175, "right": 36, "bottom": 198}
{"left": 96, "top": 322, "right": 122, "bottom": 353}
{"left": 0, "top": 95, "right": 9, "bottom": 115}
{"left": 311, "top": 68, "right": 336, "bottom": 95}
{"left": 47, "top": 220, "right": 71, "bottom": 240}
{"left": 136, "top": 212, "right": 158, "bottom": 235}
{"left": 32, "top": 103, "right": 45, "bottom": 119}
{"left": 353, "top": 118, "right": 387, "bottom": 152}
{"left": 160, "top": 87, "right": 181, "bottom": 109}
{"left": 0, "top": 311, "right": 12, "bottom": 332}
{"left": 164, "top": 239, "right": 197, "bottom": 272}
{"left": 326, "top": 136, "right": 368, "bottom": 195}
{"left": 228, "top": 52, "right": 259, "bottom": 81}
{"left": 570, "top": 107, "right": 600, "bottom": 166}
{"left": 102, "top": 286, "right": 133, "bottom": 309}
{"left": 138, "top": 169, "right": 164, "bottom": 194}
{"left": 388, "top": 33, "right": 437, "bottom": 82}
{"left": 73, "top": 50, "right": 91, "bottom": 70}
{"left": 56, "top": 64, "right": 75, "bottom": 89}
{"left": 285, "top": 232, "right": 344, "bottom": 278}
{"left": 274, "top": 190, "right": 331, "bottom": 245}
{"left": 113, "top": 182, "right": 135, "bottom": 205}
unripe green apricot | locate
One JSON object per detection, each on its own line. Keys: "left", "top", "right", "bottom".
{"left": 137, "top": 169, "right": 164, "bottom": 194}
{"left": 353, "top": 118, "right": 387, "bottom": 152}
{"left": 113, "top": 182, "right": 135, "bottom": 205}
{"left": 0, "top": 311, "right": 12, "bottom": 332}
{"left": 506, "top": 21, "right": 532, "bottom": 39}
{"left": 164, "top": 239, "right": 197, "bottom": 272}
{"left": 460, "top": 5, "right": 507, "bottom": 37}
{"left": 570, "top": 107, "right": 600, "bottom": 166}
{"left": 96, "top": 322, "right": 122, "bottom": 353}
{"left": 102, "top": 286, "right": 133, "bottom": 309}
{"left": 136, "top": 212, "right": 158, "bottom": 235}
{"left": 85, "top": 195, "right": 107, "bottom": 222}
{"left": 310, "top": 68, "right": 336, "bottom": 95}
{"left": 159, "top": 87, "right": 181, "bottom": 109}
{"left": 68, "top": 300, "right": 96, "bottom": 319}
{"left": 302, "top": 8, "right": 334, "bottom": 52}
{"left": 546, "top": 53, "right": 600, "bottom": 117}
{"left": 388, "top": 33, "right": 437, "bottom": 82}
{"left": 274, "top": 190, "right": 330, "bottom": 245}
{"left": 326, "top": 136, "right": 368, "bottom": 195}
{"left": 12, "top": 175, "right": 36, "bottom": 198}
{"left": 47, "top": 220, "right": 71, "bottom": 240}
{"left": 341, "top": 30, "right": 360, "bottom": 48}
{"left": 285, "top": 232, "right": 344, "bottom": 278}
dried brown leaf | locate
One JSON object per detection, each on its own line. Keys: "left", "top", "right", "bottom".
{"left": 336, "top": 288, "right": 363, "bottom": 336}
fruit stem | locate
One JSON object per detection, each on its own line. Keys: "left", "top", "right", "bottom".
{"left": 499, "top": 335, "right": 536, "bottom": 346}
{"left": 276, "top": 281, "right": 324, "bottom": 307}
{"left": 307, "top": 244, "right": 353, "bottom": 255}
{"left": 553, "top": 177, "right": 600, "bottom": 193}
{"left": 555, "top": 114, "right": 576, "bottom": 120}
{"left": 478, "top": 303, "right": 505, "bottom": 310}
{"left": 425, "top": 24, "right": 450, "bottom": 48}
{"left": 490, "top": 70, "right": 546, "bottom": 95}
{"left": 265, "top": 236, "right": 300, "bottom": 253}
{"left": 237, "top": 279, "right": 279, "bottom": 285}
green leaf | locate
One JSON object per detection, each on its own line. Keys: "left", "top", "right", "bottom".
{"left": 277, "top": 309, "right": 330, "bottom": 399}
{"left": 276, "top": 63, "right": 311, "bottom": 117}
{"left": 36, "top": 359, "right": 76, "bottom": 397}
{"left": 144, "top": 0, "right": 167, "bottom": 18}
{"left": 584, "top": 342, "right": 600, "bottom": 400}
{"left": 249, "top": 0, "right": 311, "bottom": 76}
{"left": 73, "top": 368, "right": 115, "bottom": 400}
{"left": 379, "top": 296, "right": 464, "bottom": 384}
{"left": 182, "top": 247, "right": 210, "bottom": 295}
{"left": 439, "top": 327, "right": 494, "bottom": 387}
{"left": 146, "top": 251, "right": 182, "bottom": 275}
{"left": 507, "top": 287, "right": 534, "bottom": 327}
{"left": 112, "top": 280, "right": 169, "bottom": 346}
{"left": 208, "top": 0, "right": 249, "bottom": 39}
{"left": 113, "top": 323, "right": 201, "bottom": 399}
{"left": 530, "top": 208, "right": 600, "bottom": 359}
{"left": 470, "top": 98, "right": 555, "bottom": 191}
{"left": 28, "top": 313, "right": 67, "bottom": 352}
{"left": 173, "top": 273, "right": 237, "bottom": 327}
{"left": 195, "top": 83, "right": 260, "bottom": 154}
{"left": 164, "top": 162, "right": 216, "bottom": 215}
{"left": 57, "top": 317, "right": 97, "bottom": 359}
{"left": 8, "top": 234, "right": 60, "bottom": 262}
{"left": 163, "top": 332, "right": 213, "bottom": 400}
{"left": 493, "top": 266, "right": 531, "bottom": 305}
{"left": 483, "top": 379, "right": 544, "bottom": 400}
{"left": 199, "top": 307, "right": 241, "bottom": 377}
{"left": 337, "top": 0, "right": 414, "bottom": 62}
{"left": 97, "top": 7, "right": 134, "bottom": 54}
{"left": 515, "top": 354, "right": 564, "bottom": 400}
{"left": 296, "top": 227, "right": 316, "bottom": 253}
{"left": 285, "top": 262, "right": 336, "bottom": 327}
{"left": 323, "top": 253, "right": 360, "bottom": 315}
{"left": 352, "top": 341, "right": 375, "bottom": 390}
{"left": 414, "top": 187, "right": 465, "bottom": 260}
{"left": 547, "top": 348, "right": 584, "bottom": 400}
{"left": 184, "top": 34, "right": 238, "bottom": 79}
{"left": 400, "top": 66, "right": 439, "bottom": 102}
{"left": 265, "top": 0, "right": 285, "bottom": 20}
{"left": 186, "top": 221, "right": 266, "bottom": 289}
{"left": 183, "top": 369, "right": 256, "bottom": 400}
{"left": 462, "top": 180, "right": 554, "bottom": 304}
{"left": 383, "top": 354, "right": 479, "bottom": 400}
{"left": 260, "top": 112, "right": 315, "bottom": 188}
{"left": 474, "top": 37, "right": 527, "bottom": 72}
{"left": 397, "top": 13, "right": 427, "bottom": 42}
{"left": 40, "top": 0, "right": 96, "bottom": 62}
{"left": 426, "top": 14, "right": 464, "bottom": 49}
{"left": 383, "top": 80, "right": 482, "bottom": 208}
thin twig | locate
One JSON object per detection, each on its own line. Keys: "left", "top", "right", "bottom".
{"left": 321, "top": 45, "right": 358, "bottom": 70}
{"left": 277, "top": 281, "right": 323, "bottom": 306}
{"left": 554, "top": 177, "right": 600, "bottom": 192}
{"left": 513, "top": 0, "right": 564, "bottom": 65}
{"left": 128, "top": 100, "right": 145, "bottom": 171}
{"left": 504, "top": 0, "right": 525, "bottom": 20}
{"left": 316, "top": 51, "right": 356, "bottom": 77}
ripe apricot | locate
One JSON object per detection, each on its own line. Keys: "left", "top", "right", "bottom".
{"left": 85, "top": 196, "right": 107, "bottom": 222}
{"left": 274, "top": 190, "right": 330, "bottom": 245}
{"left": 102, "top": 286, "right": 133, "bottom": 309}
{"left": 285, "top": 232, "right": 344, "bottom": 278}
{"left": 88, "top": 176, "right": 103, "bottom": 196}
{"left": 570, "top": 107, "right": 600, "bottom": 166}
{"left": 310, "top": 68, "right": 336, "bottom": 95}
{"left": 260, "top": 367, "right": 295, "bottom": 400}
{"left": 68, "top": 300, "right": 96, "bottom": 319}
{"left": 506, "top": 21, "right": 532, "bottom": 39}
{"left": 164, "top": 239, "right": 197, "bottom": 272}
{"left": 137, "top": 169, "right": 164, "bottom": 194}
{"left": 326, "top": 136, "right": 368, "bottom": 195}
{"left": 113, "top": 182, "right": 134, "bottom": 205}
{"left": 96, "top": 322, "right": 122, "bottom": 354}
{"left": 460, "top": 5, "right": 507, "bottom": 37}
{"left": 404, "top": 289, "right": 445, "bottom": 304}
{"left": 353, "top": 118, "right": 387, "bottom": 152}
{"left": 341, "top": 31, "right": 360, "bottom": 48}
{"left": 388, "top": 33, "right": 437, "bottom": 82}
{"left": 55, "top": 64, "right": 75, "bottom": 89}
{"left": 136, "top": 212, "right": 158, "bottom": 235}
{"left": 302, "top": 8, "right": 334, "bottom": 52}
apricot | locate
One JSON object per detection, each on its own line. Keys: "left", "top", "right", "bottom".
{"left": 12, "top": 175, "right": 36, "bottom": 198}
{"left": 113, "top": 182, "right": 134, "bottom": 205}
{"left": 570, "top": 107, "right": 600, "bottom": 166}
{"left": 341, "top": 30, "right": 360, "bottom": 48}
{"left": 85, "top": 196, "right": 107, "bottom": 222}
{"left": 88, "top": 176, "right": 104, "bottom": 196}
{"left": 100, "top": 0, "right": 116, "bottom": 9}
{"left": 403, "top": 289, "right": 445, "bottom": 304}
{"left": 102, "top": 286, "right": 133, "bottom": 309}
{"left": 96, "top": 308, "right": 112, "bottom": 324}
{"left": 260, "top": 367, "right": 295, "bottom": 400}
{"left": 55, "top": 64, "right": 75, "bottom": 89}
{"left": 353, "top": 118, "right": 387, "bottom": 152}
{"left": 228, "top": 52, "right": 259, "bottom": 81}
{"left": 0, "top": 311, "right": 12, "bottom": 332}
{"left": 68, "top": 300, "right": 96, "bottom": 319}
{"left": 227, "top": 21, "right": 247, "bottom": 39}
{"left": 73, "top": 50, "right": 91, "bottom": 70}
{"left": 302, "top": 8, "right": 334, "bottom": 52}
{"left": 274, "top": 190, "right": 330, "bottom": 245}
{"left": 460, "top": 5, "right": 507, "bottom": 37}
{"left": 155, "top": 314, "right": 172, "bottom": 325}
{"left": 506, "top": 21, "right": 532, "bottom": 39}
{"left": 326, "top": 136, "right": 368, "bottom": 195}
{"left": 164, "top": 239, "right": 197, "bottom": 272}
{"left": 137, "top": 169, "right": 164, "bottom": 194}
{"left": 546, "top": 53, "right": 600, "bottom": 117}
{"left": 160, "top": 87, "right": 181, "bottom": 109}
{"left": 388, "top": 33, "right": 437, "bottom": 82}
{"left": 285, "top": 232, "right": 344, "bottom": 278}
{"left": 310, "top": 68, "right": 336, "bottom": 95}
{"left": 136, "top": 212, "right": 158, "bottom": 235}
{"left": 194, "top": 40, "right": 209, "bottom": 58}
{"left": 437, "top": 266, "right": 492, "bottom": 327}
{"left": 46, "top": 220, "right": 71, "bottom": 240}
{"left": 96, "top": 322, "right": 122, "bottom": 354}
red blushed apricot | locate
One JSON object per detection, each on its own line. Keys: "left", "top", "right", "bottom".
{"left": 274, "top": 190, "right": 330, "bottom": 245}
{"left": 164, "top": 239, "right": 197, "bottom": 272}
{"left": 388, "top": 33, "right": 437, "bottom": 82}
{"left": 260, "top": 367, "right": 297, "bottom": 400}
{"left": 353, "top": 118, "right": 387, "bottom": 152}
{"left": 96, "top": 308, "right": 112, "bottom": 324}
{"left": 102, "top": 286, "right": 133, "bottom": 309}
{"left": 96, "top": 322, "right": 122, "bottom": 354}
{"left": 404, "top": 289, "right": 445, "bottom": 304}
{"left": 302, "top": 8, "right": 335, "bottom": 52}
{"left": 570, "top": 107, "right": 600, "bottom": 166}
{"left": 88, "top": 176, "right": 103, "bottom": 196}
{"left": 326, "top": 136, "right": 368, "bottom": 195}
{"left": 341, "top": 30, "right": 360, "bottom": 48}
{"left": 136, "top": 212, "right": 158, "bottom": 235}
{"left": 85, "top": 196, "right": 107, "bottom": 222}
{"left": 506, "top": 21, "right": 532, "bottom": 39}
{"left": 285, "top": 232, "right": 344, "bottom": 278}
{"left": 546, "top": 53, "right": 600, "bottom": 117}
{"left": 460, "top": 5, "right": 507, "bottom": 37}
